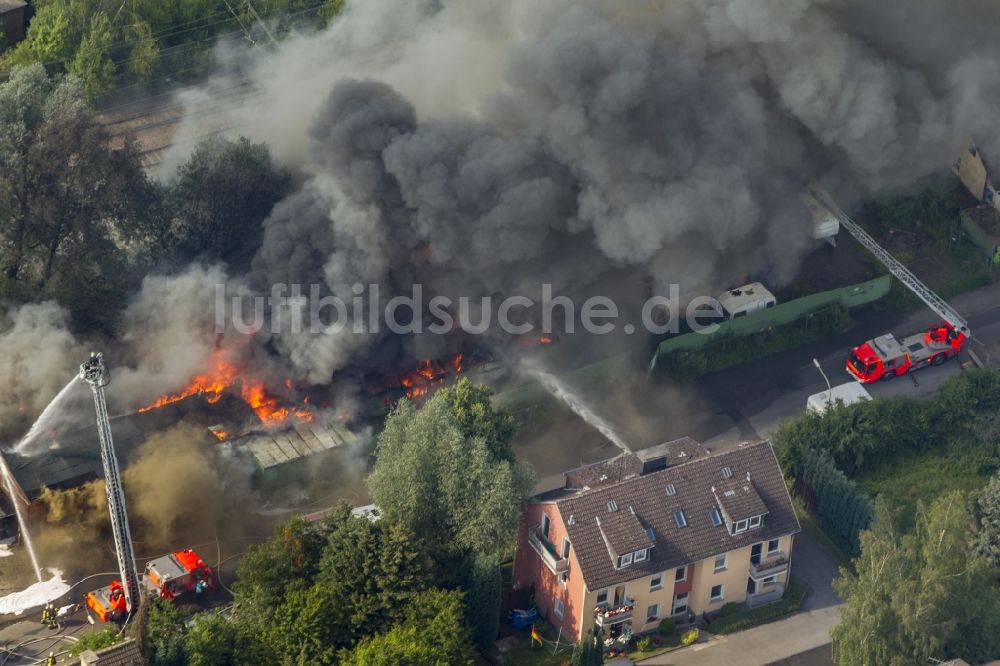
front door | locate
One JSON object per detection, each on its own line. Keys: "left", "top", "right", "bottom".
{"left": 750, "top": 543, "right": 762, "bottom": 565}
{"left": 613, "top": 585, "right": 627, "bottom": 606}
{"left": 747, "top": 577, "right": 757, "bottom": 595}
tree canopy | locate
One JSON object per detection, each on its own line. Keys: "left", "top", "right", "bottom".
{"left": 0, "top": 63, "right": 157, "bottom": 332}
{"left": 367, "top": 390, "right": 535, "bottom": 560}
{"left": 832, "top": 492, "right": 1000, "bottom": 665}
{"left": 164, "top": 135, "right": 290, "bottom": 269}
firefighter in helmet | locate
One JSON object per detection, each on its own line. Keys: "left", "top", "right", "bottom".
{"left": 43, "top": 602, "right": 58, "bottom": 629}
{"left": 46, "top": 652, "right": 56, "bottom": 665}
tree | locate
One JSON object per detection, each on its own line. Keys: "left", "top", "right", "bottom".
{"left": 69, "top": 12, "right": 115, "bottom": 99}
{"left": 463, "top": 552, "right": 501, "bottom": 653}
{"left": 832, "top": 492, "right": 1000, "bottom": 665}
{"left": 5, "top": 3, "right": 74, "bottom": 68}
{"left": 165, "top": 135, "right": 290, "bottom": 269}
{"left": 184, "top": 613, "right": 238, "bottom": 666}
{"left": 571, "top": 629, "right": 604, "bottom": 666}
{"left": 143, "top": 597, "right": 188, "bottom": 666}
{"left": 233, "top": 515, "right": 325, "bottom": 609}
{"left": 0, "top": 64, "right": 157, "bottom": 332}
{"left": 340, "top": 589, "right": 475, "bottom": 666}
{"left": 125, "top": 20, "right": 160, "bottom": 83}
{"left": 367, "top": 394, "right": 536, "bottom": 559}
{"left": 438, "top": 378, "right": 518, "bottom": 462}
{"left": 314, "top": 505, "right": 433, "bottom": 649}
{"left": 974, "top": 473, "right": 1000, "bottom": 567}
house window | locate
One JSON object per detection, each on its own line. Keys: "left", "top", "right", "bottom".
{"left": 561, "top": 537, "right": 571, "bottom": 559}
{"left": 675, "top": 566, "right": 686, "bottom": 583}
{"left": 767, "top": 538, "right": 780, "bottom": 554}
{"left": 554, "top": 598, "right": 564, "bottom": 618}
{"left": 645, "top": 527, "right": 655, "bottom": 542}
{"left": 722, "top": 466, "right": 733, "bottom": 479}
{"left": 673, "top": 510, "right": 687, "bottom": 528}
{"left": 762, "top": 576, "right": 776, "bottom": 589}
{"left": 559, "top": 571, "right": 569, "bottom": 586}
{"left": 541, "top": 513, "right": 550, "bottom": 539}
{"left": 735, "top": 519, "right": 748, "bottom": 533}
{"left": 619, "top": 553, "right": 633, "bottom": 568}
{"left": 596, "top": 590, "right": 609, "bottom": 607}
{"left": 710, "top": 584, "right": 725, "bottom": 602}
{"left": 650, "top": 574, "right": 663, "bottom": 591}
{"left": 748, "top": 515, "right": 761, "bottom": 529}
{"left": 646, "top": 604, "right": 660, "bottom": 622}
{"left": 608, "top": 500, "right": 619, "bottom": 512}
{"left": 666, "top": 483, "right": 676, "bottom": 496}
{"left": 635, "top": 549, "right": 648, "bottom": 563}
{"left": 714, "top": 553, "right": 727, "bottom": 572}
{"left": 709, "top": 508, "right": 723, "bottom": 527}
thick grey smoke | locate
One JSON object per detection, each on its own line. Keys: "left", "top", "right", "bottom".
{"left": 157, "top": 0, "right": 1000, "bottom": 383}
{"left": 9, "top": 0, "right": 1000, "bottom": 430}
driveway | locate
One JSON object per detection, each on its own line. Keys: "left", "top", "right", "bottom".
{"left": 638, "top": 531, "right": 843, "bottom": 666}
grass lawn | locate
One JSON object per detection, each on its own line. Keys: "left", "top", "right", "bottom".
{"left": 854, "top": 438, "right": 997, "bottom": 530}
{"left": 502, "top": 643, "right": 573, "bottom": 666}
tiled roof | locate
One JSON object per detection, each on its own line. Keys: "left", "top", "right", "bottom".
{"left": 67, "top": 638, "right": 145, "bottom": 665}
{"left": 713, "top": 479, "right": 769, "bottom": 522}
{"left": 554, "top": 440, "right": 799, "bottom": 591}
{"left": 596, "top": 509, "right": 652, "bottom": 555}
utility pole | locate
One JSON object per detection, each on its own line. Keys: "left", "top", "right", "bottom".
{"left": 243, "top": 0, "right": 278, "bottom": 46}
{"left": 80, "top": 353, "right": 140, "bottom": 615}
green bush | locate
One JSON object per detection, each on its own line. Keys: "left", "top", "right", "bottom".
{"left": 658, "top": 618, "right": 675, "bottom": 635}
{"left": 718, "top": 602, "right": 742, "bottom": 618}
{"left": 657, "top": 304, "right": 852, "bottom": 380}
{"left": 709, "top": 583, "right": 806, "bottom": 635}
{"left": 798, "top": 447, "right": 874, "bottom": 555}
{"left": 70, "top": 627, "right": 123, "bottom": 656}
{"left": 635, "top": 636, "right": 651, "bottom": 652}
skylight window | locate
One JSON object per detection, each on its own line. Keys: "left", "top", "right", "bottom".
{"left": 665, "top": 483, "right": 676, "bottom": 496}
{"left": 722, "top": 466, "right": 733, "bottom": 479}
{"left": 645, "top": 527, "right": 655, "bottom": 541}
{"left": 673, "top": 510, "right": 687, "bottom": 528}
{"left": 608, "top": 500, "right": 619, "bottom": 512}
{"left": 710, "top": 508, "right": 723, "bottom": 527}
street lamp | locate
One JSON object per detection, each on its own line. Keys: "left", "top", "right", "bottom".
{"left": 813, "top": 358, "right": 832, "bottom": 407}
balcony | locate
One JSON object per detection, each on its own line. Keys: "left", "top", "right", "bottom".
{"left": 748, "top": 583, "right": 785, "bottom": 608}
{"left": 749, "top": 553, "right": 789, "bottom": 578}
{"left": 594, "top": 599, "right": 635, "bottom": 626}
{"left": 527, "top": 525, "right": 568, "bottom": 574}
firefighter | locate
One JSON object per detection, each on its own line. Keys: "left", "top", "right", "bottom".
{"left": 46, "top": 652, "right": 56, "bottom": 665}
{"left": 44, "top": 603, "right": 58, "bottom": 629}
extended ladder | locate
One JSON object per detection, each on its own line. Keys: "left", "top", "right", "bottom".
{"left": 809, "top": 188, "right": 970, "bottom": 336}
{"left": 80, "top": 353, "right": 140, "bottom": 615}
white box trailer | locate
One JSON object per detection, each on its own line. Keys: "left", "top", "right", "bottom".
{"left": 717, "top": 282, "right": 777, "bottom": 319}
{"left": 802, "top": 189, "right": 840, "bottom": 244}
{"left": 807, "top": 381, "right": 872, "bottom": 414}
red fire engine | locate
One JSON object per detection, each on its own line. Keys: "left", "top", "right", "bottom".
{"left": 847, "top": 322, "right": 966, "bottom": 383}
{"left": 144, "top": 549, "right": 214, "bottom": 600}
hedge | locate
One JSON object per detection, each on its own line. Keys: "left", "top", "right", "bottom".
{"left": 708, "top": 583, "right": 806, "bottom": 635}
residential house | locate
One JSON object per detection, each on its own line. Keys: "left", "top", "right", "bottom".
{"left": 512, "top": 438, "right": 800, "bottom": 641}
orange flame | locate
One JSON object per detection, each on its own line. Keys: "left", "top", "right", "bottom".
{"left": 539, "top": 335, "right": 553, "bottom": 344}
{"left": 137, "top": 351, "right": 313, "bottom": 427}
{"left": 397, "top": 353, "right": 466, "bottom": 400}
{"left": 211, "top": 430, "right": 230, "bottom": 441}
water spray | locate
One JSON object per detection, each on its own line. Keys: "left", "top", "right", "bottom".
{"left": 521, "top": 362, "right": 631, "bottom": 453}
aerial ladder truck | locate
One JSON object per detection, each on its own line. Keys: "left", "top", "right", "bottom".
{"left": 80, "top": 352, "right": 140, "bottom": 623}
{"left": 809, "top": 189, "right": 977, "bottom": 383}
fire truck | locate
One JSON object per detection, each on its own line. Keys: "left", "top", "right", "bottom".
{"left": 86, "top": 580, "right": 128, "bottom": 623}
{"left": 807, "top": 189, "right": 977, "bottom": 383}
{"left": 847, "top": 323, "right": 966, "bottom": 383}
{"left": 144, "top": 549, "right": 214, "bottom": 600}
